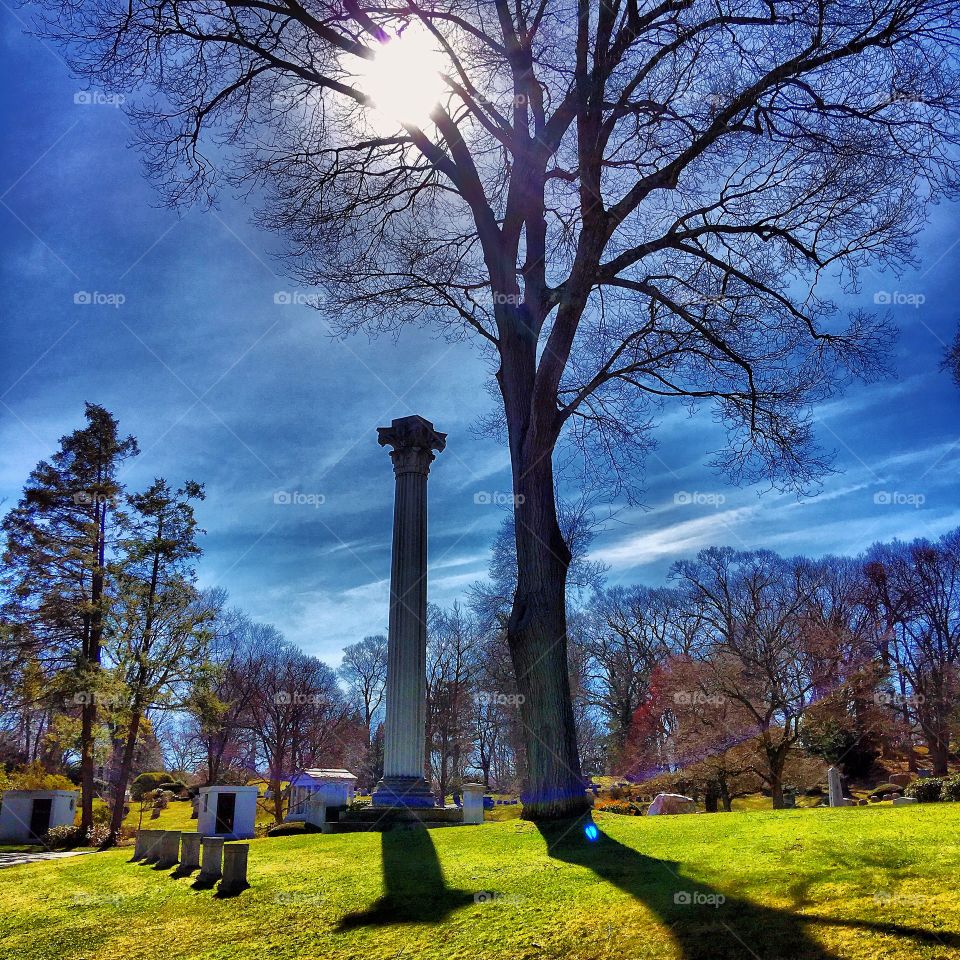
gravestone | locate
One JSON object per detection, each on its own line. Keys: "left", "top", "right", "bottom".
{"left": 142, "top": 829, "right": 164, "bottom": 863}
{"left": 198, "top": 836, "right": 225, "bottom": 883}
{"left": 647, "top": 793, "right": 696, "bottom": 815}
{"left": 827, "top": 767, "right": 844, "bottom": 807}
{"left": 220, "top": 843, "right": 250, "bottom": 894}
{"left": 157, "top": 831, "right": 181, "bottom": 868}
{"left": 462, "top": 783, "right": 485, "bottom": 825}
{"left": 783, "top": 788, "right": 797, "bottom": 809}
{"left": 893, "top": 796, "right": 918, "bottom": 807}
{"left": 179, "top": 832, "right": 202, "bottom": 872}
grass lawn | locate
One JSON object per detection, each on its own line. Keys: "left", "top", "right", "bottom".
{"left": 1, "top": 804, "right": 958, "bottom": 960}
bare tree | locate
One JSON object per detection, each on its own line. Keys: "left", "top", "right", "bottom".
{"left": 338, "top": 634, "right": 387, "bottom": 745}
{"left": 41, "top": 0, "right": 960, "bottom": 817}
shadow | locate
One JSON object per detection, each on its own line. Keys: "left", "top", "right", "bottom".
{"left": 538, "top": 818, "right": 960, "bottom": 960}
{"left": 533, "top": 819, "right": 821, "bottom": 960}
{"left": 336, "top": 827, "right": 475, "bottom": 929}
{"left": 213, "top": 881, "right": 249, "bottom": 899}
{"left": 190, "top": 875, "right": 219, "bottom": 890}
{"left": 172, "top": 864, "right": 199, "bottom": 878}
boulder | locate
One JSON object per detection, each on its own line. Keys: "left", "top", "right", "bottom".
{"left": 889, "top": 773, "right": 912, "bottom": 788}
{"left": 647, "top": 793, "right": 697, "bottom": 816}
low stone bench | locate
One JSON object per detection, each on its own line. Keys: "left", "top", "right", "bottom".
{"left": 219, "top": 843, "right": 250, "bottom": 894}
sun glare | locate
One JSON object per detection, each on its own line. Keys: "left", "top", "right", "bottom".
{"left": 355, "top": 26, "right": 448, "bottom": 129}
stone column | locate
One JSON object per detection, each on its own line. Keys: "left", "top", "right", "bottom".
{"left": 827, "top": 767, "right": 843, "bottom": 807}
{"left": 372, "top": 415, "right": 446, "bottom": 809}
{"left": 157, "top": 830, "right": 181, "bottom": 868}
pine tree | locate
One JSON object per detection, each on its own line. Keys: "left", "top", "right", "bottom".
{"left": 1, "top": 404, "right": 138, "bottom": 834}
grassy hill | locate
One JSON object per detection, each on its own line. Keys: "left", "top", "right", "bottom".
{"left": 1, "top": 804, "right": 957, "bottom": 960}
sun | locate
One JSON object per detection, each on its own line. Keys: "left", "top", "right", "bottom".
{"left": 353, "top": 25, "right": 448, "bottom": 130}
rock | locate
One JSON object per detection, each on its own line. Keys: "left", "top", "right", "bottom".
{"left": 889, "top": 773, "right": 912, "bottom": 787}
{"left": 646, "top": 793, "right": 697, "bottom": 816}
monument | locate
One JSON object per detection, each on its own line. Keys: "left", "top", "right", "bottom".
{"left": 372, "top": 415, "right": 446, "bottom": 809}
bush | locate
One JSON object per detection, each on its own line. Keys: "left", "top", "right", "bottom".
{"left": 941, "top": 775, "right": 960, "bottom": 802}
{"left": 84, "top": 823, "right": 111, "bottom": 847}
{"left": 594, "top": 798, "right": 649, "bottom": 816}
{"left": 131, "top": 771, "right": 171, "bottom": 800}
{"left": 905, "top": 777, "right": 943, "bottom": 803}
{"left": 8, "top": 762, "right": 75, "bottom": 792}
{"left": 42, "top": 824, "right": 79, "bottom": 848}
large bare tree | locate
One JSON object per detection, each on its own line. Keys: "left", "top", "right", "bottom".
{"left": 40, "top": 0, "right": 960, "bottom": 818}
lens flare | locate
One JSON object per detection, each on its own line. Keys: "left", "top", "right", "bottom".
{"left": 584, "top": 822, "right": 599, "bottom": 842}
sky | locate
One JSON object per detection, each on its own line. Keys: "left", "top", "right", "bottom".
{"left": 2, "top": 12, "right": 959, "bottom": 666}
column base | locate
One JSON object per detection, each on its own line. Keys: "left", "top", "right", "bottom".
{"left": 372, "top": 776, "right": 436, "bottom": 808}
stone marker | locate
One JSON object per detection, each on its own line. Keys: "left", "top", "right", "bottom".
{"left": 220, "top": 843, "right": 250, "bottom": 894}
{"left": 783, "top": 788, "right": 797, "bottom": 809}
{"left": 133, "top": 829, "right": 149, "bottom": 860}
{"left": 462, "top": 783, "right": 485, "bottom": 825}
{"left": 827, "top": 767, "right": 844, "bottom": 807}
{"left": 179, "top": 832, "right": 202, "bottom": 872}
{"left": 893, "top": 796, "right": 919, "bottom": 807}
{"left": 141, "top": 829, "right": 164, "bottom": 863}
{"left": 157, "top": 830, "right": 181, "bottom": 868}
{"left": 647, "top": 793, "right": 696, "bottom": 815}
{"left": 372, "top": 416, "right": 446, "bottom": 809}
{"left": 198, "top": 836, "right": 225, "bottom": 883}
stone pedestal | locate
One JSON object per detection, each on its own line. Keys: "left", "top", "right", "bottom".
{"left": 827, "top": 767, "right": 844, "bottom": 807}
{"left": 198, "top": 836, "right": 224, "bottom": 882}
{"left": 179, "top": 832, "right": 202, "bottom": 872}
{"left": 462, "top": 783, "right": 485, "bottom": 825}
{"left": 157, "top": 831, "right": 181, "bottom": 868}
{"left": 220, "top": 843, "right": 250, "bottom": 894}
{"left": 372, "top": 416, "right": 445, "bottom": 810}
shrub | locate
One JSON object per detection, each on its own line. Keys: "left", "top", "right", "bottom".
{"left": 904, "top": 777, "right": 943, "bottom": 803}
{"left": 42, "top": 824, "right": 79, "bottom": 848}
{"left": 8, "top": 761, "right": 75, "bottom": 792}
{"left": 593, "top": 798, "right": 649, "bottom": 816}
{"left": 131, "top": 771, "right": 171, "bottom": 800}
{"left": 941, "top": 775, "right": 960, "bottom": 802}
{"left": 84, "top": 823, "right": 111, "bottom": 847}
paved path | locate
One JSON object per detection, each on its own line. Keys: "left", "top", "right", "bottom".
{"left": 0, "top": 849, "right": 97, "bottom": 869}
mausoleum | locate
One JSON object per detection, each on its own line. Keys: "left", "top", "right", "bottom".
{"left": 0, "top": 789, "right": 77, "bottom": 842}
{"left": 196, "top": 785, "right": 258, "bottom": 839}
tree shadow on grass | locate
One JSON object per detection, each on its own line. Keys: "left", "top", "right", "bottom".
{"left": 335, "top": 827, "right": 476, "bottom": 929}
{"left": 537, "top": 819, "right": 960, "bottom": 960}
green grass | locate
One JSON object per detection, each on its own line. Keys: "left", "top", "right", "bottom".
{"left": 1, "top": 805, "right": 958, "bottom": 960}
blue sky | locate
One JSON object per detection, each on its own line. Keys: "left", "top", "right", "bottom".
{"left": 2, "top": 12, "right": 959, "bottom": 665}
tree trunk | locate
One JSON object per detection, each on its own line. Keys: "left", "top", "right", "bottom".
{"left": 506, "top": 450, "right": 588, "bottom": 820}
{"left": 107, "top": 707, "right": 142, "bottom": 845}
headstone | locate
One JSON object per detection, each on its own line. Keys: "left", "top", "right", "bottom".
{"left": 646, "top": 793, "right": 696, "bottom": 815}
{"left": 220, "top": 843, "right": 250, "bottom": 894}
{"left": 893, "top": 796, "right": 919, "bottom": 807}
{"left": 198, "top": 836, "right": 225, "bottom": 883}
{"left": 783, "top": 788, "right": 797, "bottom": 809}
{"left": 133, "top": 829, "right": 148, "bottom": 860}
{"left": 179, "top": 832, "right": 202, "bottom": 872}
{"left": 157, "top": 831, "right": 181, "bottom": 868}
{"left": 372, "top": 416, "right": 446, "bottom": 809}
{"left": 462, "top": 783, "right": 485, "bottom": 825}
{"left": 190, "top": 795, "right": 200, "bottom": 819}
{"left": 827, "top": 767, "right": 844, "bottom": 807}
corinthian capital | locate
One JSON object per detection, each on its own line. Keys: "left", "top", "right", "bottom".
{"left": 377, "top": 415, "right": 446, "bottom": 475}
